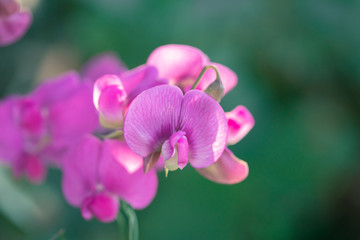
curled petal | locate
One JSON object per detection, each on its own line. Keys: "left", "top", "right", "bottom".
{"left": 81, "top": 192, "right": 119, "bottom": 223}
{"left": 161, "top": 131, "right": 188, "bottom": 170}
{"left": 82, "top": 52, "right": 127, "bottom": 83}
{"left": 196, "top": 63, "right": 238, "bottom": 95}
{"left": 147, "top": 44, "right": 209, "bottom": 84}
{"left": 99, "top": 139, "right": 158, "bottom": 209}
{"left": 0, "top": 10, "right": 32, "bottom": 47}
{"left": 62, "top": 135, "right": 101, "bottom": 206}
{"left": 226, "top": 105, "right": 255, "bottom": 145}
{"left": 196, "top": 148, "right": 249, "bottom": 184}
{"left": 124, "top": 85, "right": 183, "bottom": 157}
{"left": 93, "top": 74, "right": 124, "bottom": 110}
{"left": 178, "top": 90, "right": 228, "bottom": 168}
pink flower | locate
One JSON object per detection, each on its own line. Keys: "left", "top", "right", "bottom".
{"left": 0, "top": 72, "right": 98, "bottom": 183}
{"left": 147, "top": 44, "right": 237, "bottom": 94}
{"left": 62, "top": 135, "right": 158, "bottom": 222}
{"left": 123, "top": 84, "right": 228, "bottom": 173}
{"left": 0, "top": 0, "right": 32, "bottom": 46}
{"left": 93, "top": 65, "right": 167, "bottom": 129}
{"left": 196, "top": 106, "right": 254, "bottom": 184}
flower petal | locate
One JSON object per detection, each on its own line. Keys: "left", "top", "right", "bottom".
{"left": 124, "top": 85, "right": 183, "bottom": 157}
{"left": 147, "top": 44, "right": 209, "bottom": 84}
{"left": 196, "top": 148, "right": 249, "bottom": 184}
{"left": 93, "top": 74, "right": 124, "bottom": 110}
{"left": 226, "top": 105, "right": 255, "bottom": 145}
{"left": 161, "top": 131, "right": 188, "bottom": 170}
{"left": 178, "top": 90, "right": 228, "bottom": 168}
{"left": 99, "top": 139, "right": 158, "bottom": 209}
{"left": 82, "top": 52, "right": 127, "bottom": 83}
{"left": 0, "top": 0, "right": 20, "bottom": 17}
{"left": 62, "top": 135, "right": 101, "bottom": 206}
{"left": 0, "top": 11, "right": 32, "bottom": 46}
{"left": 81, "top": 193, "right": 119, "bottom": 223}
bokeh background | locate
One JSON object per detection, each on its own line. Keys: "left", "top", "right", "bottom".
{"left": 1, "top": 0, "right": 359, "bottom": 239}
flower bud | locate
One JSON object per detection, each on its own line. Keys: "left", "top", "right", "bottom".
{"left": 204, "top": 78, "right": 225, "bottom": 102}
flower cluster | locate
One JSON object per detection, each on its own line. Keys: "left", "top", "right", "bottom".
{"left": 0, "top": 44, "right": 254, "bottom": 223}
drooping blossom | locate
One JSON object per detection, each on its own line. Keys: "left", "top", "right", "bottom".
{"left": 62, "top": 135, "right": 158, "bottom": 222}
{"left": 0, "top": 72, "right": 98, "bottom": 183}
{"left": 93, "top": 65, "right": 167, "bottom": 129}
{"left": 147, "top": 44, "right": 237, "bottom": 94}
{"left": 123, "top": 84, "right": 228, "bottom": 173}
{"left": 196, "top": 106, "right": 254, "bottom": 184}
{"left": 0, "top": 0, "right": 32, "bottom": 46}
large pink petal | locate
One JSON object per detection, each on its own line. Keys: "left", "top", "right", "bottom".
{"left": 124, "top": 85, "right": 183, "bottom": 157}
{"left": 178, "top": 90, "right": 228, "bottom": 168}
{"left": 99, "top": 139, "right": 158, "bottom": 209}
{"left": 62, "top": 135, "right": 101, "bottom": 206}
{"left": 196, "top": 148, "right": 249, "bottom": 184}
{"left": 0, "top": 10, "right": 32, "bottom": 46}
{"left": 81, "top": 193, "right": 119, "bottom": 223}
{"left": 226, "top": 105, "right": 255, "bottom": 145}
{"left": 147, "top": 44, "right": 209, "bottom": 84}
{"left": 32, "top": 71, "right": 81, "bottom": 107}
{"left": 0, "top": 96, "right": 23, "bottom": 163}
{"left": 48, "top": 83, "right": 98, "bottom": 147}
{"left": 82, "top": 52, "right": 127, "bottom": 83}
{"left": 195, "top": 62, "right": 238, "bottom": 95}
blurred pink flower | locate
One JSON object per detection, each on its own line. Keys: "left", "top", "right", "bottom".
{"left": 124, "top": 84, "right": 228, "bottom": 173}
{"left": 93, "top": 65, "right": 167, "bottom": 129}
{"left": 147, "top": 44, "right": 237, "bottom": 94}
{"left": 0, "top": 72, "right": 98, "bottom": 183}
{"left": 62, "top": 135, "right": 158, "bottom": 222}
{"left": 0, "top": 0, "right": 32, "bottom": 46}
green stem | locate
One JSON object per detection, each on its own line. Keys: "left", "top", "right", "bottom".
{"left": 121, "top": 201, "right": 139, "bottom": 240}
{"left": 191, "top": 65, "right": 221, "bottom": 90}
{"left": 116, "top": 211, "right": 127, "bottom": 240}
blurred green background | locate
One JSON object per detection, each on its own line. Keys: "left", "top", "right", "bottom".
{"left": 1, "top": 0, "right": 359, "bottom": 239}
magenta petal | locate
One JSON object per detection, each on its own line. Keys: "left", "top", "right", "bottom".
{"left": 81, "top": 193, "right": 119, "bottom": 223}
{"left": 161, "top": 131, "right": 188, "bottom": 170}
{"left": 49, "top": 83, "right": 98, "bottom": 147}
{"left": 32, "top": 71, "right": 81, "bottom": 107}
{"left": 62, "top": 135, "right": 101, "bottom": 206}
{"left": 0, "top": 10, "right": 32, "bottom": 46}
{"left": 179, "top": 90, "right": 228, "bottom": 168}
{"left": 197, "top": 62, "right": 238, "bottom": 95}
{"left": 0, "top": 97, "right": 23, "bottom": 162}
{"left": 82, "top": 52, "right": 127, "bottom": 83}
{"left": 147, "top": 44, "right": 209, "bottom": 84}
{"left": 93, "top": 74, "right": 124, "bottom": 110}
{"left": 99, "top": 139, "right": 158, "bottom": 209}
{"left": 23, "top": 154, "right": 46, "bottom": 184}
{"left": 226, "top": 105, "right": 255, "bottom": 145}
{"left": 196, "top": 148, "right": 249, "bottom": 184}
{"left": 0, "top": 0, "right": 20, "bottom": 17}
{"left": 124, "top": 85, "right": 183, "bottom": 157}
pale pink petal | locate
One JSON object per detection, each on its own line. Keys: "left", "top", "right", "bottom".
{"left": 226, "top": 105, "right": 255, "bottom": 145}
{"left": 82, "top": 52, "right": 127, "bottom": 83}
{"left": 62, "top": 135, "right": 101, "bottom": 206}
{"left": 81, "top": 193, "right": 119, "bottom": 223}
{"left": 124, "top": 85, "right": 183, "bottom": 157}
{"left": 32, "top": 71, "right": 81, "bottom": 107}
{"left": 195, "top": 62, "right": 238, "bottom": 95}
{"left": 0, "top": 96, "right": 23, "bottom": 163}
{"left": 49, "top": 83, "right": 99, "bottom": 147}
{"left": 0, "top": 10, "right": 32, "bottom": 46}
{"left": 121, "top": 65, "right": 165, "bottom": 102}
{"left": 178, "top": 90, "right": 228, "bottom": 168}
{"left": 93, "top": 74, "right": 124, "bottom": 110}
{"left": 99, "top": 139, "right": 158, "bottom": 209}
{"left": 147, "top": 44, "right": 209, "bottom": 84}
{"left": 196, "top": 148, "right": 249, "bottom": 184}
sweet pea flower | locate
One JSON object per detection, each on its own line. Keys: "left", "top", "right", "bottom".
{"left": 62, "top": 135, "right": 158, "bottom": 223}
{"left": 196, "top": 106, "right": 254, "bottom": 184}
{"left": 93, "top": 65, "right": 167, "bottom": 129}
{"left": 0, "top": 0, "right": 32, "bottom": 46}
{"left": 123, "top": 84, "right": 228, "bottom": 173}
{"left": 147, "top": 44, "right": 237, "bottom": 95}
{"left": 0, "top": 72, "right": 98, "bottom": 183}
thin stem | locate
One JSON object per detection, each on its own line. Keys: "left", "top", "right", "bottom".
{"left": 116, "top": 210, "right": 127, "bottom": 240}
{"left": 191, "top": 65, "right": 221, "bottom": 90}
{"left": 49, "top": 228, "right": 66, "bottom": 240}
{"left": 121, "top": 201, "right": 139, "bottom": 240}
